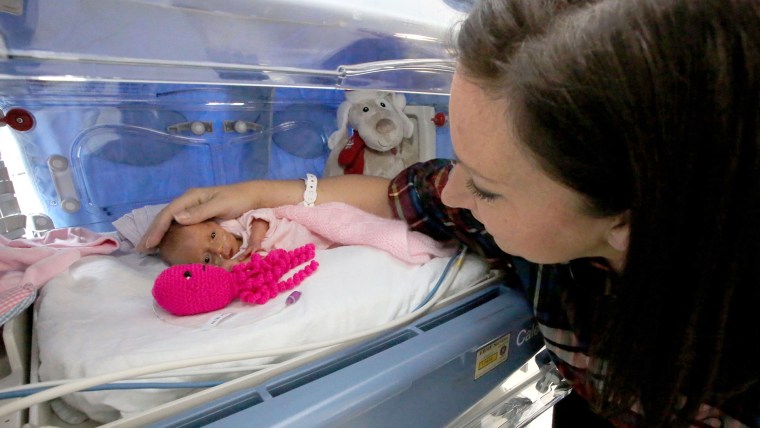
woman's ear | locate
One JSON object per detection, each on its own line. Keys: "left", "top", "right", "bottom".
{"left": 607, "top": 210, "right": 630, "bottom": 252}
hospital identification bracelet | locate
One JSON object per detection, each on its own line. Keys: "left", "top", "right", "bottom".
{"left": 302, "top": 173, "right": 317, "bottom": 207}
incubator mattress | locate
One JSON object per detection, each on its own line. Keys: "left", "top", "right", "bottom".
{"left": 34, "top": 246, "right": 490, "bottom": 423}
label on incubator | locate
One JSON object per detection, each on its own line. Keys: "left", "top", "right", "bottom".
{"left": 474, "top": 333, "right": 511, "bottom": 380}
{"left": 0, "top": 0, "right": 22, "bottom": 15}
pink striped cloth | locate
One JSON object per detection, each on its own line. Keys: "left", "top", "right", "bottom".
{"left": 0, "top": 228, "right": 119, "bottom": 325}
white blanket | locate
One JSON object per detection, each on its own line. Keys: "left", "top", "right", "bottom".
{"left": 35, "top": 246, "right": 490, "bottom": 423}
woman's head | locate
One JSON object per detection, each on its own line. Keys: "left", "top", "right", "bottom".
{"left": 451, "top": 0, "right": 759, "bottom": 263}
{"left": 443, "top": 73, "right": 629, "bottom": 266}
{"left": 451, "top": 0, "right": 760, "bottom": 421}
{"left": 443, "top": 0, "right": 627, "bottom": 267}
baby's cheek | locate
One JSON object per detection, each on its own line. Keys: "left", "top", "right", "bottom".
{"left": 225, "top": 232, "right": 240, "bottom": 251}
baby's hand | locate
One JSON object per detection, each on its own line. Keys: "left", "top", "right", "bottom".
{"left": 218, "top": 257, "right": 243, "bottom": 271}
{"left": 247, "top": 218, "right": 270, "bottom": 253}
{"left": 233, "top": 246, "right": 254, "bottom": 263}
{"left": 227, "top": 218, "right": 269, "bottom": 266}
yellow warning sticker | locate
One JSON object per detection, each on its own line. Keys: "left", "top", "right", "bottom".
{"left": 474, "top": 333, "right": 510, "bottom": 379}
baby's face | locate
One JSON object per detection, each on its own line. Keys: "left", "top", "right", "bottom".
{"left": 165, "top": 221, "right": 241, "bottom": 268}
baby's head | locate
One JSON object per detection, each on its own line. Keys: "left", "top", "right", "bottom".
{"left": 158, "top": 220, "right": 241, "bottom": 268}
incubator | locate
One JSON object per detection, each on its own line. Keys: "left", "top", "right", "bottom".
{"left": 0, "top": 1, "right": 567, "bottom": 426}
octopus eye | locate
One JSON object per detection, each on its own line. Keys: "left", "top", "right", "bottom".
{"left": 183, "top": 270, "right": 192, "bottom": 279}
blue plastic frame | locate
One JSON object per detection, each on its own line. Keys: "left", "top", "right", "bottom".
{"left": 149, "top": 284, "right": 543, "bottom": 427}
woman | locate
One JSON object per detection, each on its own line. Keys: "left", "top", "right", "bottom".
{"left": 140, "top": 0, "right": 759, "bottom": 426}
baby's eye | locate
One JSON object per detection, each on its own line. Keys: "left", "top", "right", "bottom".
{"left": 203, "top": 255, "right": 211, "bottom": 264}
{"left": 210, "top": 231, "right": 216, "bottom": 240}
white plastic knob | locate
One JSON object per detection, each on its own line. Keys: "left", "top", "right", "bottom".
{"left": 48, "top": 156, "right": 69, "bottom": 172}
{"left": 234, "top": 120, "right": 248, "bottom": 134}
{"left": 190, "top": 121, "right": 206, "bottom": 135}
{"left": 61, "top": 198, "right": 81, "bottom": 213}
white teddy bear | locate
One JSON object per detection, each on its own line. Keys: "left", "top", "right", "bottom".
{"left": 324, "top": 90, "right": 415, "bottom": 179}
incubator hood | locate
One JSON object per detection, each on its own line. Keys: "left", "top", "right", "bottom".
{"left": 0, "top": 0, "right": 467, "bottom": 232}
{"left": 0, "top": 0, "right": 465, "bottom": 93}
{"left": 0, "top": 3, "right": 559, "bottom": 428}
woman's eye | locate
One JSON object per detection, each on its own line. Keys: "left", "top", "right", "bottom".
{"left": 211, "top": 231, "right": 216, "bottom": 240}
{"left": 466, "top": 179, "right": 498, "bottom": 202}
{"left": 362, "top": 106, "right": 369, "bottom": 112}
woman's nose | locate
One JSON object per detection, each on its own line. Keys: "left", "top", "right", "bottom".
{"left": 441, "top": 164, "right": 471, "bottom": 210}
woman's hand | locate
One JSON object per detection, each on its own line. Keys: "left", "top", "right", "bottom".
{"left": 138, "top": 174, "right": 393, "bottom": 253}
{"left": 138, "top": 182, "right": 264, "bottom": 252}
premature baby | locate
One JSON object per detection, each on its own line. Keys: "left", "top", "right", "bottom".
{"left": 157, "top": 219, "right": 254, "bottom": 270}
{"left": 156, "top": 203, "right": 455, "bottom": 270}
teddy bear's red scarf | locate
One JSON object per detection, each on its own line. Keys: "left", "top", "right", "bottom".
{"left": 337, "top": 131, "right": 398, "bottom": 174}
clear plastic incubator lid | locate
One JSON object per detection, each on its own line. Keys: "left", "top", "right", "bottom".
{"left": 0, "top": 0, "right": 468, "bottom": 93}
{"left": 0, "top": 0, "right": 469, "bottom": 233}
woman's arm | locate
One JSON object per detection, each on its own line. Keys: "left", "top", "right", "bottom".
{"left": 138, "top": 174, "right": 391, "bottom": 252}
{"left": 389, "top": 159, "right": 510, "bottom": 266}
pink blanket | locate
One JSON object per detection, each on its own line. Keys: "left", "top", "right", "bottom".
{"left": 0, "top": 228, "right": 119, "bottom": 325}
{"left": 114, "top": 203, "right": 455, "bottom": 264}
{"left": 219, "top": 203, "right": 454, "bottom": 264}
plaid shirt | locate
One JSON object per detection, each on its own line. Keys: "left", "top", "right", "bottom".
{"left": 387, "top": 159, "right": 757, "bottom": 428}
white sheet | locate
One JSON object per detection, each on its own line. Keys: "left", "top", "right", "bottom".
{"left": 35, "top": 246, "right": 490, "bottom": 423}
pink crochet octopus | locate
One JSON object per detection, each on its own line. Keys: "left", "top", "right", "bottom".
{"left": 153, "top": 243, "right": 319, "bottom": 316}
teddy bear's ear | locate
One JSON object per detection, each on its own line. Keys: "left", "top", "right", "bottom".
{"left": 335, "top": 99, "right": 352, "bottom": 132}
{"left": 389, "top": 91, "right": 407, "bottom": 111}
{"left": 390, "top": 93, "right": 415, "bottom": 139}
{"left": 327, "top": 100, "right": 352, "bottom": 149}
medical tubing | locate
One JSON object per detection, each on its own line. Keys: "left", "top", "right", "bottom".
{"left": 0, "top": 364, "right": 281, "bottom": 400}
{"left": 0, "top": 249, "right": 465, "bottom": 400}
{"left": 0, "top": 247, "right": 467, "bottom": 417}
{"left": 414, "top": 246, "right": 464, "bottom": 310}
{"left": 8, "top": 251, "right": 463, "bottom": 402}
{"left": 0, "top": 382, "right": 223, "bottom": 400}
{"left": 0, "top": 248, "right": 470, "bottom": 400}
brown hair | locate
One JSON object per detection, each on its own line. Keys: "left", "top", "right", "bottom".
{"left": 459, "top": 0, "right": 760, "bottom": 424}
{"left": 455, "top": 0, "right": 596, "bottom": 87}
{"left": 156, "top": 222, "right": 187, "bottom": 265}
